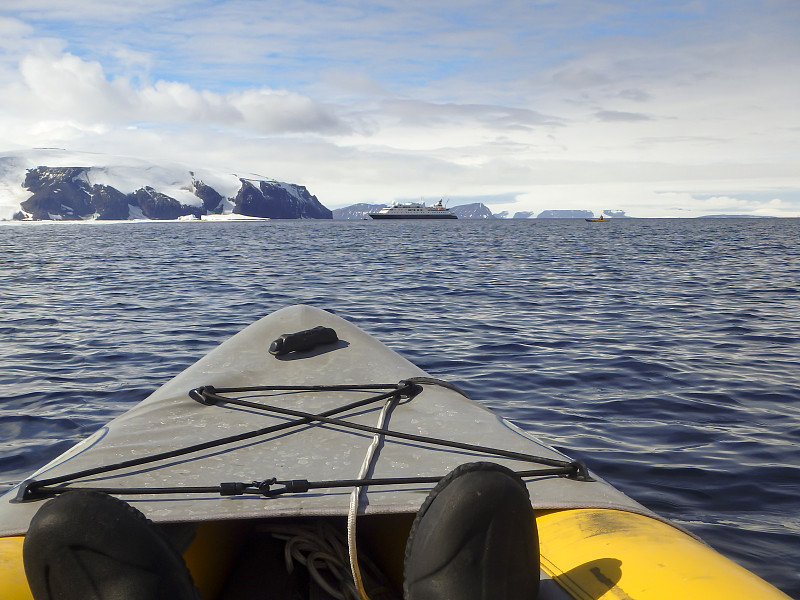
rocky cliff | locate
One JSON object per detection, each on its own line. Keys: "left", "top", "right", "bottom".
{"left": 234, "top": 179, "right": 330, "bottom": 219}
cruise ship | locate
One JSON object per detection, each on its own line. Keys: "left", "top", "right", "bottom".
{"left": 368, "top": 199, "right": 457, "bottom": 219}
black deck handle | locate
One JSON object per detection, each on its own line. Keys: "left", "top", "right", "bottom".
{"left": 269, "top": 326, "right": 338, "bottom": 356}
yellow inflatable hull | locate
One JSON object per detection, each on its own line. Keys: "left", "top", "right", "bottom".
{"left": 537, "top": 508, "right": 790, "bottom": 599}
{"left": 1, "top": 508, "right": 790, "bottom": 600}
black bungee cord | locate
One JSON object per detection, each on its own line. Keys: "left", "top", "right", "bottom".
{"left": 17, "top": 378, "right": 589, "bottom": 502}
{"left": 17, "top": 382, "right": 415, "bottom": 501}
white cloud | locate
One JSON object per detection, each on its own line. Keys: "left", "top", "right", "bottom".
{"left": 18, "top": 52, "right": 134, "bottom": 122}
{"left": 0, "top": 16, "right": 32, "bottom": 39}
{"left": 4, "top": 50, "right": 345, "bottom": 136}
{"left": 230, "top": 89, "right": 344, "bottom": 134}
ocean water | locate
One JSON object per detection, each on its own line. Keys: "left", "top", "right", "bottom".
{"left": 1, "top": 217, "right": 798, "bottom": 596}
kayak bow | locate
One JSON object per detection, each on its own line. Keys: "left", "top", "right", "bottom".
{"left": 0, "top": 305, "right": 790, "bottom": 599}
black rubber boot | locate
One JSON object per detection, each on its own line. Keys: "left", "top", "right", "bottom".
{"left": 403, "top": 462, "right": 539, "bottom": 600}
{"left": 23, "top": 490, "right": 200, "bottom": 600}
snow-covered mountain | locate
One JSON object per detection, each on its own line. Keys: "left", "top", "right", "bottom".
{"left": 0, "top": 149, "right": 331, "bottom": 220}
{"left": 332, "top": 203, "right": 384, "bottom": 220}
{"left": 450, "top": 203, "right": 495, "bottom": 219}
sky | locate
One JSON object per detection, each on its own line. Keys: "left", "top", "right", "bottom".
{"left": 1, "top": 0, "right": 799, "bottom": 217}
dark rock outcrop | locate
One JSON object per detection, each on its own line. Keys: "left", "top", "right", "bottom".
{"left": 89, "top": 185, "right": 130, "bottom": 220}
{"left": 233, "top": 179, "right": 331, "bottom": 219}
{"left": 132, "top": 187, "right": 203, "bottom": 220}
{"left": 21, "top": 167, "right": 95, "bottom": 220}
{"left": 20, "top": 167, "right": 133, "bottom": 220}
{"left": 192, "top": 178, "right": 225, "bottom": 213}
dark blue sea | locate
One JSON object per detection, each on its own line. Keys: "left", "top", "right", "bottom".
{"left": 1, "top": 218, "right": 798, "bottom": 597}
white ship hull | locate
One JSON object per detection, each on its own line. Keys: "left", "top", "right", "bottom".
{"left": 368, "top": 200, "right": 457, "bottom": 219}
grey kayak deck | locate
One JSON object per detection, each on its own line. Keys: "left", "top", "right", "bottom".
{"left": 0, "top": 305, "right": 652, "bottom": 537}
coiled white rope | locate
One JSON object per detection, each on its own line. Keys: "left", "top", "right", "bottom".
{"left": 270, "top": 521, "right": 358, "bottom": 600}
{"left": 265, "top": 518, "right": 397, "bottom": 600}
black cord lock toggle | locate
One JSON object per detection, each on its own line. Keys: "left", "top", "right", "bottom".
{"left": 189, "top": 386, "right": 218, "bottom": 406}
{"left": 218, "top": 478, "right": 313, "bottom": 497}
{"left": 220, "top": 478, "right": 278, "bottom": 496}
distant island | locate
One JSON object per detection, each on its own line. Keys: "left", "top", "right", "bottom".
{"left": 332, "top": 205, "right": 635, "bottom": 220}
{"left": 696, "top": 214, "right": 775, "bottom": 219}
{"left": 1, "top": 150, "right": 330, "bottom": 221}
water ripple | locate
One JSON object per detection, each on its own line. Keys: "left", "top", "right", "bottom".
{"left": 1, "top": 218, "right": 798, "bottom": 596}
